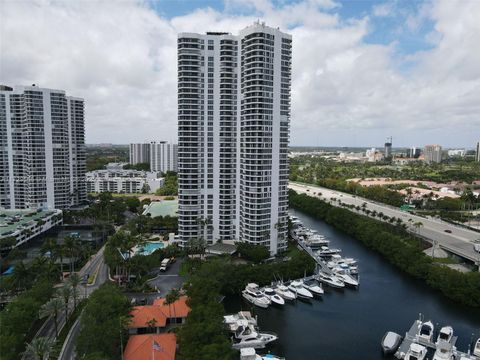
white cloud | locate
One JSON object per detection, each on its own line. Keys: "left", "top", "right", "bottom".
{"left": 372, "top": 2, "right": 394, "bottom": 17}
{"left": 1, "top": 0, "right": 479, "bottom": 147}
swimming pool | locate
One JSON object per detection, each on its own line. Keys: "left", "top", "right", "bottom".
{"left": 138, "top": 241, "right": 165, "bottom": 256}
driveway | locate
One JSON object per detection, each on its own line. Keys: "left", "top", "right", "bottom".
{"left": 146, "top": 259, "right": 184, "bottom": 295}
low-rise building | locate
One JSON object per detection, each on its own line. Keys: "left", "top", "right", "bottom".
{"left": 366, "top": 148, "right": 384, "bottom": 162}
{"left": 447, "top": 149, "right": 466, "bottom": 157}
{"left": 86, "top": 169, "right": 164, "bottom": 194}
{"left": 0, "top": 209, "right": 62, "bottom": 248}
{"left": 124, "top": 333, "right": 176, "bottom": 360}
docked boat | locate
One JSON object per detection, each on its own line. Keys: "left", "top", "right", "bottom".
{"left": 474, "top": 338, "right": 480, "bottom": 356}
{"left": 436, "top": 326, "right": 454, "bottom": 345}
{"left": 224, "top": 311, "right": 257, "bottom": 328}
{"left": 288, "top": 280, "right": 313, "bottom": 299}
{"left": 262, "top": 287, "right": 285, "bottom": 306}
{"left": 333, "top": 268, "right": 359, "bottom": 287}
{"left": 405, "top": 343, "right": 428, "bottom": 360}
{"left": 418, "top": 321, "right": 434, "bottom": 342}
{"left": 380, "top": 331, "right": 402, "bottom": 355}
{"left": 317, "top": 246, "right": 341, "bottom": 257}
{"left": 316, "top": 272, "right": 345, "bottom": 289}
{"left": 305, "top": 234, "right": 329, "bottom": 249}
{"left": 274, "top": 283, "right": 296, "bottom": 301}
{"left": 433, "top": 340, "right": 455, "bottom": 360}
{"left": 240, "top": 347, "right": 285, "bottom": 360}
{"left": 242, "top": 283, "right": 271, "bottom": 308}
{"left": 232, "top": 331, "right": 278, "bottom": 349}
{"left": 302, "top": 279, "right": 324, "bottom": 296}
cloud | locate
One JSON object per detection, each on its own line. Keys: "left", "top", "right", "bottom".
{"left": 372, "top": 2, "right": 394, "bottom": 17}
{"left": 1, "top": 0, "right": 479, "bottom": 147}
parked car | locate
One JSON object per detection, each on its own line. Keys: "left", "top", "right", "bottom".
{"left": 444, "top": 229, "right": 452, "bottom": 233}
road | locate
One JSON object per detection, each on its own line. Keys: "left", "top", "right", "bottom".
{"left": 289, "top": 182, "right": 480, "bottom": 263}
{"left": 57, "top": 247, "right": 108, "bottom": 360}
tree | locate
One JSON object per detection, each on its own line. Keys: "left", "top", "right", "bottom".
{"left": 24, "top": 337, "right": 54, "bottom": 360}
{"left": 69, "top": 273, "right": 81, "bottom": 309}
{"left": 40, "top": 298, "right": 63, "bottom": 338}
{"left": 63, "top": 235, "right": 78, "bottom": 273}
{"left": 146, "top": 318, "right": 158, "bottom": 333}
{"left": 164, "top": 288, "right": 181, "bottom": 324}
{"left": 11, "top": 261, "right": 31, "bottom": 292}
{"left": 59, "top": 285, "right": 72, "bottom": 319}
{"left": 76, "top": 284, "right": 131, "bottom": 359}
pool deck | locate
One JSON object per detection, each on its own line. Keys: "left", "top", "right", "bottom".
{"left": 142, "top": 200, "right": 178, "bottom": 218}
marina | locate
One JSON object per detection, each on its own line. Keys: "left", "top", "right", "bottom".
{"left": 224, "top": 210, "right": 480, "bottom": 359}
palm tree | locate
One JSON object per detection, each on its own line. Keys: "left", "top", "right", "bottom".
{"left": 24, "top": 337, "right": 54, "bottom": 360}
{"left": 63, "top": 235, "right": 78, "bottom": 273}
{"left": 59, "top": 285, "right": 71, "bottom": 320}
{"left": 164, "top": 288, "right": 181, "bottom": 325}
{"left": 39, "top": 298, "right": 63, "bottom": 338}
{"left": 69, "top": 273, "right": 81, "bottom": 308}
{"left": 11, "top": 261, "right": 30, "bottom": 292}
{"left": 146, "top": 318, "right": 158, "bottom": 334}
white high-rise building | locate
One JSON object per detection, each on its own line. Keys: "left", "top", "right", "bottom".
{"left": 177, "top": 22, "right": 291, "bottom": 254}
{"left": 150, "top": 141, "right": 178, "bottom": 173}
{"left": 476, "top": 142, "right": 480, "bottom": 162}
{"left": 129, "top": 143, "right": 150, "bottom": 165}
{"left": 0, "top": 85, "right": 86, "bottom": 210}
{"left": 424, "top": 144, "right": 442, "bottom": 164}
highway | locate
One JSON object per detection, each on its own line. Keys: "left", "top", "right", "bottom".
{"left": 289, "top": 182, "right": 480, "bottom": 264}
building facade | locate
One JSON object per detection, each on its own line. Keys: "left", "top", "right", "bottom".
{"left": 129, "top": 143, "right": 150, "bottom": 165}
{"left": 86, "top": 169, "right": 164, "bottom": 194}
{"left": 150, "top": 141, "right": 178, "bottom": 173}
{"left": 476, "top": 142, "right": 480, "bottom": 162}
{"left": 0, "top": 85, "right": 86, "bottom": 210}
{"left": 407, "top": 147, "right": 421, "bottom": 158}
{"left": 424, "top": 144, "right": 443, "bottom": 164}
{"left": 177, "top": 22, "right": 291, "bottom": 254}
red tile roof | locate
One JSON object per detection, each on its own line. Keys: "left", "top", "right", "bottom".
{"left": 153, "top": 296, "right": 190, "bottom": 319}
{"left": 129, "top": 306, "right": 167, "bottom": 329}
{"left": 124, "top": 333, "right": 176, "bottom": 360}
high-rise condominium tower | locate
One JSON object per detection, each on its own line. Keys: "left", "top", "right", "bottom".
{"left": 177, "top": 22, "right": 291, "bottom": 254}
{"left": 476, "top": 141, "right": 480, "bottom": 162}
{"left": 424, "top": 144, "right": 443, "bottom": 164}
{"left": 150, "top": 141, "right": 178, "bottom": 173}
{"left": 0, "top": 85, "right": 86, "bottom": 209}
{"left": 129, "top": 143, "right": 151, "bottom": 165}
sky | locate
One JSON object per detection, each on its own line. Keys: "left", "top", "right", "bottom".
{"left": 1, "top": 0, "right": 479, "bottom": 148}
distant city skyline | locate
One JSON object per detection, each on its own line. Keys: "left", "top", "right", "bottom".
{"left": 2, "top": 0, "right": 479, "bottom": 147}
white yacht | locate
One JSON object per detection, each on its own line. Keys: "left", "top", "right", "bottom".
{"left": 240, "top": 348, "right": 285, "bottom": 360}
{"left": 274, "top": 283, "right": 296, "bottom": 301}
{"left": 381, "top": 331, "right": 402, "bottom": 355}
{"left": 288, "top": 280, "right": 313, "bottom": 299}
{"left": 474, "top": 338, "right": 480, "bottom": 357}
{"left": 418, "top": 321, "right": 434, "bottom": 342}
{"left": 436, "top": 326, "right": 453, "bottom": 345}
{"left": 305, "top": 234, "right": 329, "bottom": 249}
{"left": 262, "top": 287, "right": 285, "bottom": 306}
{"left": 302, "top": 279, "right": 324, "bottom": 296}
{"left": 224, "top": 311, "right": 257, "bottom": 328}
{"left": 405, "top": 343, "right": 428, "bottom": 360}
{"left": 316, "top": 272, "right": 345, "bottom": 289}
{"left": 232, "top": 330, "right": 278, "bottom": 349}
{"left": 317, "top": 246, "right": 341, "bottom": 257}
{"left": 333, "top": 267, "right": 359, "bottom": 287}
{"left": 433, "top": 341, "right": 455, "bottom": 360}
{"left": 242, "top": 283, "right": 271, "bottom": 308}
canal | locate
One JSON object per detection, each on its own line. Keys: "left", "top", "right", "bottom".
{"left": 225, "top": 209, "right": 480, "bottom": 359}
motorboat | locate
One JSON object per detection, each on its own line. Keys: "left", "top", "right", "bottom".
{"left": 242, "top": 283, "right": 271, "bottom": 308}
{"left": 405, "top": 343, "right": 428, "bottom": 360}
{"left": 433, "top": 340, "right": 455, "bottom": 360}
{"left": 316, "top": 273, "right": 345, "bottom": 289}
{"left": 288, "top": 280, "right": 313, "bottom": 299}
{"left": 302, "top": 279, "right": 324, "bottom": 296}
{"left": 474, "top": 338, "right": 480, "bottom": 356}
{"left": 262, "top": 287, "right": 285, "bottom": 306}
{"left": 436, "top": 326, "right": 453, "bottom": 345}
{"left": 305, "top": 234, "right": 329, "bottom": 249}
{"left": 232, "top": 331, "right": 278, "bottom": 349}
{"left": 317, "top": 246, "right": 341, "bottom": 257}
{"left": 224, "top": 311, "right": 257, "bottom": 328}
{"left": 240, "top": 348, "right": 285, "bottom": 360}
{"left": 381, "top": 331, "right": 402, "bottom": 355}
{"left": 418, "top": 321, "right": 434, "bottom": 342}
{"left": 274, "top": 283, "right": 296, "bottom": 301}
{"left": 333, "top": 268, "right": 359, "bottom": 287}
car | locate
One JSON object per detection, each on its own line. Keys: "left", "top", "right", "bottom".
{"left": 444, "top": 229, "right": 452, "bottom": 233}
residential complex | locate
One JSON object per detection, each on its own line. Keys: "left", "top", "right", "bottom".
{"left": 0, "top": 85, "right": 86, "bottom": 210}
{"left": 476, "top": 142, "right": 480, "bottom": 162}
{"left": 424, "top": 144, "right": 443, "bottom": 164}
{"left": 0, "top": 208, "right": 62, "bottom": 248}
{"left": 150, "top": 141, "right": 178, "bottom": 173}
{"left": 177, "top": 22, "right": 291, "bottom": 254}
{"left": 129, "top": 143, "right": 150, "bottom": 165}
{"left": 86, "top": 169, "right": 164, "bottom": 194}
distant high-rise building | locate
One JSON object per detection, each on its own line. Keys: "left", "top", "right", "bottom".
{"left": 384, "top": 137, "right": 392, "bottom": 160}
{"left": 476, "top": 142, "right": 480, "bottom": 162}
{"left": 177, "top": 22, "right": 291, "bottom": 254}
{"left": 0, "top": 85, "right": 86, "bottom": 209}
{"left": 150, "top": 141, "right": 178, "bottom": 173}
{"left": 129, "top": 143, "right": 150, "bottom": 165}
{"left": 424, "top": 144, "right": 442, "bottom": 164}
{"left": 407, "top": 147, "right": 421, "bottom": 158}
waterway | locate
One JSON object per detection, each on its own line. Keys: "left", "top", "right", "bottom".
{"left": 225, "top": 209, "right": 480, "bottom": 359}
